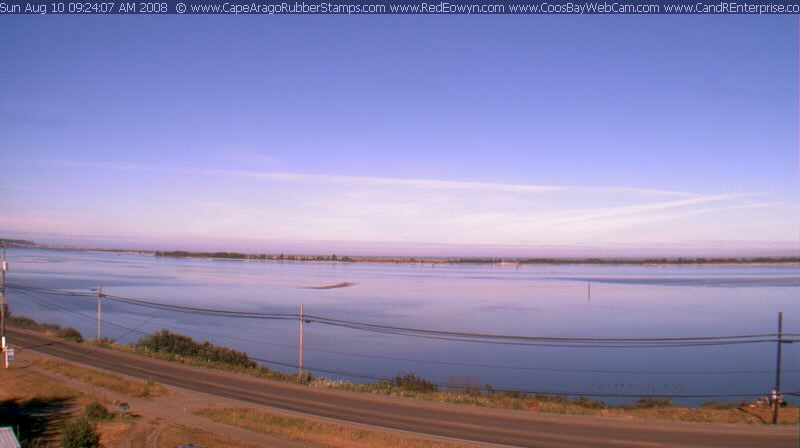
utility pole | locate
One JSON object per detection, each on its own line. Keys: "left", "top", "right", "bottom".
{"left": 96, "top": 286, "right": 103, "bottom": 342}
{"left": 1, "top": 242, "right": 7, "bottom": 368}
{"left": 299, "top": 304, "right": 304, "bottom": 379}
{"left": 772, "top": 311, "right": 784, "bottom": 425}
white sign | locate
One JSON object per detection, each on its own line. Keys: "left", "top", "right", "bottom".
{"left": 6, "top": 348, "right": 13, "bottom": 362}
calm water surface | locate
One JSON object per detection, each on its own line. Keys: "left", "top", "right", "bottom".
{"left": 5, "top": 248, "right": 800, "bottom": 404}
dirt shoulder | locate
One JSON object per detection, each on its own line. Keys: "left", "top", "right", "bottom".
{"left": 2, "top": 349, "right": 485, "bottom": 448}
{"left": 2, "top": 349, "right": 318, "bottom": 448}
{"left": 4, "top": 325, "right": 798, "bottom": 448}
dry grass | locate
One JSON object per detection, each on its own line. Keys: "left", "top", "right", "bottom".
{"left": 31, "top": 357, "right": 168, "bottom": 398}
{"left": 129, "top": 418, "right": 163, "bottom": 448}
{"left": 337, "top": 388, "right": 799, "bottom": 425}
{"left": 195, "top": 407, "right": 474, "bottom": 448}
{"left": 0, "top": 363, "right": 81, "bottom": 402}
{"left": 0, "top": 365, "right": 82, "bottom": 446}
{"left": 97, "top": 419, "right": 136, "bottom": 447}
{"left": 536, "top": 399, "right": 798, "bottom": 425}
{"left": 156, "top": 423, "right": 261, "bottom": 448}
{"left": 437, "top": 393, "right": 798, "bottom": 425}
{"left": 129, "top": 428, "right": 149, "bottom": 448}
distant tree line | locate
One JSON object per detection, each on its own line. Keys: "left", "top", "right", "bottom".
{"left": 154, "top": 251, "right": 353, "bottom": 262}
{"left": 0, "top": 238, "right": 36, "bottom": 247}
{"left": 153, "top": 250, "right": 799, "bottom": 265}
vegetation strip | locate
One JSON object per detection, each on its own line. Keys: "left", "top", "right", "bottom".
{"left": 31, "top": 357, "right": 168, "bottom": 398}
{"left": 195, "top": 407, "right": 473, "bottom": 448}
{"left": 10, "top": 317, "right": 800, "bottom": 425}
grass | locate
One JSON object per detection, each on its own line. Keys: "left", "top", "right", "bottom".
{"left": 195, "top": 407, "right": 472, "bottom": 448}
{"left": 31, "top": 357, "right": 168, "bottom": 398}
{"left": 0, "top": 358, "right": 222, "bottom": 448}
{"left": 8, "top": 315, "right": 84, "bottom": 342}
{"left": 104, "top": 340, "right": 298, "bottom": 381}
{"left": 12, "top": 315, "right": 800, "bottom": 426}
{"left": 308, "top": 379, "right": 800, "bottom": 424}
{"left": 155, "top": 424, "right": 261, "bottom": 448}
{"left": 84, "top": 400, "right": 113, "bottom": 421}
{"left": 0, "top": 364, "right": 133, "bottom": 447}
{"left": 0, "top": 365, "right": 80, "bottom": 447}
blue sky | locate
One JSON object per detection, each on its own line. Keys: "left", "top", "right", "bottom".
{"left": 1, "top": 16, "right": 798, "bottom": 256}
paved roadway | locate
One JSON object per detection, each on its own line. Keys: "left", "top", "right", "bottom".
{"left": 9, "top": 328, "right": 796, "bottom": 448}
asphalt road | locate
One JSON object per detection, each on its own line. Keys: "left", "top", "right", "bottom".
{"left": 10, "top": 328, "right": 796, "bottom": 448}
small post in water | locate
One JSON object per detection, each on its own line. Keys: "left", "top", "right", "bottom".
{"left": 587, "top": 281, "right": 591, "bottom": 304}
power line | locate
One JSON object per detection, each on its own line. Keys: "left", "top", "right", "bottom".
{"left": 251, "top": 355, "right": 783, "bottom": 399}
{"left": 7, "top": 283, "right": 790, "bottom": 348}
{"left": 310, "top": 319, "right": 785, "bottom": 348}
{"left": 6, "top": 286, "right": 796, "bottom": 400}
{"left": 12, "top": 289, "right": 152, "bottom": 338}
{"left": 305, "top": 314, "right": 783, "bottom": 343}
{"left": 10, "top": 287, "right": 797, "bottom": 375}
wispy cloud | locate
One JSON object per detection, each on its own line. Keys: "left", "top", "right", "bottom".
{"left": 208, "top": 169, "right": 698, "bottom": 197}
{"left": 541, "top": 193, "right": 754, "bottom": 226}
{"left": 38, "top": 158, "right": 699, "bottom": 197}
{"left": 27, "top": 157, "right": 793, "bottom": 253}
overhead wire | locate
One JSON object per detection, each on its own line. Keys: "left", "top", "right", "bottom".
{"left": 5, "top": 282, "right": 799, "bottom": 399}
{"left": 7, "top": 283, "right": 789, "bottom": 347}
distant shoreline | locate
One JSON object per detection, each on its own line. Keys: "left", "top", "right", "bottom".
{"left": 150, "top": 251, "right": 800, "bottom": 266}
{"left": 3, "top": 239, "right": 798, "bottom": 266}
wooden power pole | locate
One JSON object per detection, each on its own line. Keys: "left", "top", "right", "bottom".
{"left": 1, "top": 243, "right": 7, "bottom": 368}
{"left": 299, "top": 304, "right": 304, "bottom": 379}
{"left": 772, "top": 312, "right": 783, "bottom": 425}
{"left": 97, "top": 286, "right": 103, "bottom": 341}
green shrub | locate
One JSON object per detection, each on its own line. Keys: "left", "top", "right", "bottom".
{"left": 297, "top": 371, "right": 314, "bottom": 385}
{"left": 135, "top": 330, "right": 256, "bottom": 369}
{"left": 634, "top": 397, "right": 673, "bottom": 409}
{"left": 8, "top": 315, "right": 83, "bottom": 342}
{"left": 574, "top": 396, "right": 606, "bottom": 409}
{"left": 534, "top": 394, "right": 568, "bottom": 403}
{"left": 446, "top": 376, "right": 482, "bottom": 396}
{"left": 60, "top": 327, "right": 84, "bottom": 343}
{"left": 61, "top": 416, "right": 101, "bottom": 448}
{"left": 84, "top": 400, "right": 112, "bottom": 421}
{"left": 390, "top": 373, "right": 437, "bottom": 393}
{"left": 700, "top": 401, "right": 738, "bottom": 410}
{"left": 500, "top": 390, "right": 527, "bottom": 399}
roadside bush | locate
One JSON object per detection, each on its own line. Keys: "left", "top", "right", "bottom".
{"left": 535, "top": 394, "right": 568, "bottom": 403}
{"left": 8, "top": 315, "right": 83, "bottom": 342}
{"left": 297, "top": 371, "right": 314, "bottom": 385}
{"left": 498, "top": 390, "right": 527, "bottom": 400}
{"left": 84, "top": 400, "right": 112, "bottom": 421}
{"left": 390, "top": 373, "right": 438, "bottom": 393}
{"left": 700, "top": 401, "right": 738, "bottom": 410}
{"left": 634, "top": 397, "right": 673, "bottom": 409}
{"left": 574, "top": 396, "right": 606, "bottom": 409}
{"left": 61, "top": 416, "right": 101, "bottom": 448}
{"left": 446, "top": 376, "right": 482, "bottom": 396}
{"left": 60, "top": 327, "right": 84, "bottom": 343}
{"left": 135, "top": 330, "right": 256, "bottom": 369}
{"left": 7, "top": 315, "right": 39, "bottom": 329}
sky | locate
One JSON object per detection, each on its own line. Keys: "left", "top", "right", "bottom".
{"left": 1, "top": 16, "right": 799, "bottom": 257}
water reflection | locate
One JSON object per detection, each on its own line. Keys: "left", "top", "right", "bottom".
{"left": 5, "top": 248, "right": 799, "bottom": 404}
